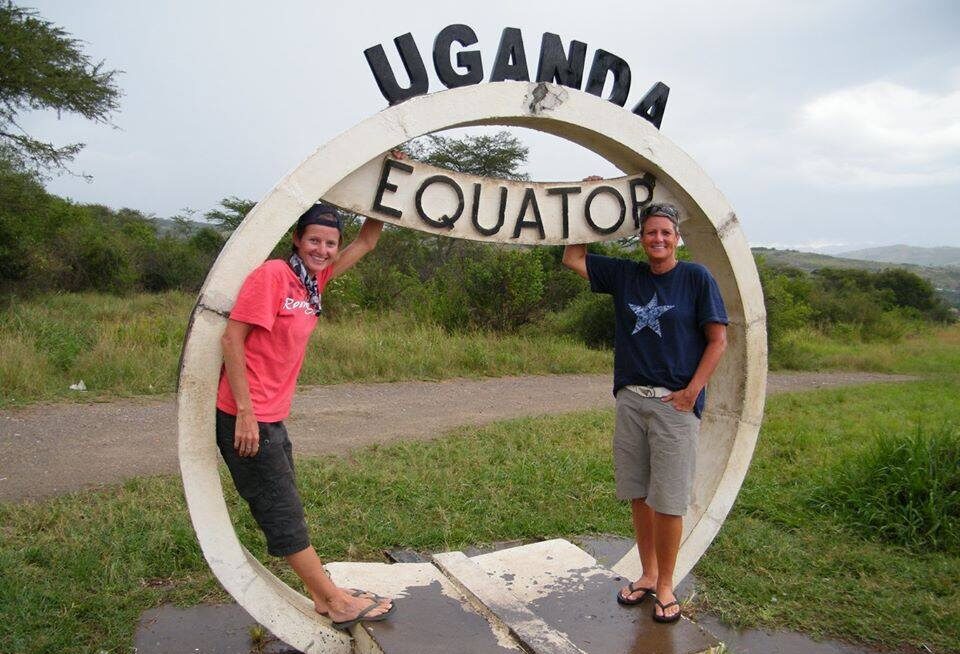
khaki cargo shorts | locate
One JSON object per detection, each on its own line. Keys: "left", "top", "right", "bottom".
{"left": 612, "top": 387, "right": 701, "bottom": 516}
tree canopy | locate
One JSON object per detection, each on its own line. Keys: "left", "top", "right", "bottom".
{"left": 405, "top": 131, "right": 529, "bottom": 180}
{"left": 0, "top": 1, "right": 121, "bottom": 175}
{"left": 205, "top": 196, "right": 256, "bottom": 231}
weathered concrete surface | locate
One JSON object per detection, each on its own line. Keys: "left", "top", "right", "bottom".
{"left": 135, "top": 603, "right": 301, "bottom": 654}
{"left": 574, "top": 535, "right": 893, "bottom": 654}
{"left": 135, "top": 537, "right": 897, "bottom": 654}
{"left": 0, "top": 372, "right": 912, "bottom": 503}
{"left": 432, "top": 551, "right": 588, "bottom": 654}
{"left": 324, "top": 561, "right": 522, "bottom": 654}
{"left": 470, "top": 539, "right": 718, "bottom": 654}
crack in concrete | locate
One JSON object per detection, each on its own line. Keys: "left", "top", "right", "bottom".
{"left": 197, "top": 300, "right": 231, "bottom": 319}
{"left": 526, "top": 82, "right": 567, "bottom": 115}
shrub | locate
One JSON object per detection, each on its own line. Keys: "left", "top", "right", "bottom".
{"left": 418, "top": 246, "right": 546, "bottom": 332}
{"left": 530, "top": 246, "right": 588, "bottom": 312}
{"left": 810, "top": 423, "right": 960, "bottom": 553}
{"left": 138, "top": 236, "right": 212, "bottom": 292}
{"left": 552, "top": 292, "right": 616, "bottom": 349}
{"left": 461, "top": 248, "right": 545, "bottom": 331}
{"left": 323, "top": 263, "right": 420, "bottom": 319}
{"left": 766, "top": 327, "right": 823, "bottom": 370}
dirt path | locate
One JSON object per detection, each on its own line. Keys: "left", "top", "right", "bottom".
{"left": 0, "top": 371, "right": 913, "bottom": 503}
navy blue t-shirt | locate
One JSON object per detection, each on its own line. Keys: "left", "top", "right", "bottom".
{"left": 587, "top": 255, "right": 728, "bottom": 418}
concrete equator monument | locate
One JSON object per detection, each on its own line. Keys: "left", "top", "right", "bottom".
{"left": 177, "top": 80, "right": 767, "bottom": 652}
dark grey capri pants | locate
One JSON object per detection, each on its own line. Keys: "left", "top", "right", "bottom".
{"left": 216, "top": 409, "right": 310, "bottom": 557}
{"left": 613, "top": 389, "right": 701, "bottom": 516}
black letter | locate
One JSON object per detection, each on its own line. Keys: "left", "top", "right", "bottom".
{"left": 535, "top": 32, "right": 587, "bottom": 89}
{"left": 584, "top": 49, "right": 631, "bottom": 106}
{"left": 632, "top": 81, "right": 670, "bottom": 129}
{"left": 547, "top": 186, "right": 582, "bottom": 239}
{"left": 372, "top": 158, "right": 414, "bottom": 218}
{"left": 584, "top": 186, "right": 625, "bottom": 235}
{"left": 433, "top": 24, "right": 483, "bottom": 89}
{"left": 512, "top": 188, "right": 545, "bottom": 239}
{"left": 364, "top": 33, "right": 430, "bottom": 105}
{"left": 415, "top": 175, "right": 464, "bottom": 229}
{"left": 490, "top": 27, "right": 530, "bottom": 82}
{"left": 471, "top": 184, "right": 505, "bottom": 236}
{"left": 628, "top": 174, "right": 657, "bottom": 228}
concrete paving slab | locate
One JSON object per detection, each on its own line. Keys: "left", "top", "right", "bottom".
{"left": 324, "top": 560, "right": 522, "bottom": 654}
{"left": 470, "top": 539, "right": 719, "bottom": 654}
{"left": 134, "top": 603, "right": 301, "bottom": 654}
{"left": 432, "top": 551, "right": 587, "bottom": 654}
{"left": 573, "top": 535, "right": 634, "bottom": 570}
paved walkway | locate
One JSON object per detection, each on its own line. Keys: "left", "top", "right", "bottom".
{"left": 0, "top": 372, "right": 913, "bottom": 503}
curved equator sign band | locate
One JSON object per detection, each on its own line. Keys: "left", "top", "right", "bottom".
{"left": 323, "top": 156, "right": 671, "bottom": 244}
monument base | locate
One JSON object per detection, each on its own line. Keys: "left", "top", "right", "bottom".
{"left": 327, "top": 538, "right": 719, "bottom": 654}
{"left": 135, "top": 538, "right": 719, "bottom": 654}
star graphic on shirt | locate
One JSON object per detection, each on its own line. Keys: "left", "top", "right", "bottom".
{"left": 628, "top": 296, "right": 675, "bottom": 337}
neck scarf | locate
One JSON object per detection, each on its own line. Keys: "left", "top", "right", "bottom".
{"left": 288, "top": 253, "right": 322, "bottom": 315}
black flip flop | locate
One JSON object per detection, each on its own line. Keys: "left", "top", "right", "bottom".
{"left": 652, "top": 598, "right": 681, "bottom": 623}
{"left": 331, "top": 598, "right": 396, "bottom": 632}
{"left": 317, "top": 589, "right": 392, "bottom": 617}
{"left": 348, "top": 588, "right": 390, "bottom": 602}
{"left": 616, "top": 581, "right": 654, "bottom": 606}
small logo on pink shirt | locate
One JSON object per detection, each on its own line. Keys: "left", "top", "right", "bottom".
{"left": 283, "top": 297, "right": 316, "bottom": 315}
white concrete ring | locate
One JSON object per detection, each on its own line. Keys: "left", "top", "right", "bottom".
{"left": 177, "top": 81, "right": 767, "bottom": 652}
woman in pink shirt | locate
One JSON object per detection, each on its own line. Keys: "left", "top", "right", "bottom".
{"left": 216, "top": 202, "right": 394, "bottom": 631}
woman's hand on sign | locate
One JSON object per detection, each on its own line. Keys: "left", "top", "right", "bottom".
{"left": 390, "top": 149, "right": 407, "bottom": 160}
{"left": 582, "top": 175, "right": 603, "bottom": 182}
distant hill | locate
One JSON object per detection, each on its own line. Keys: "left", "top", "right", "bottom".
{"left": 151, "top": 217, "right": 219, "bottom": 236}
{"left": 836, "top": 245, "right": 960, "bottom": 267}
{"left": 753, "top": 247, "right": 960, "bottom": 309}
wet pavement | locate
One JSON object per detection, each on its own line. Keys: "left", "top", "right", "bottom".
{"left": 135, "top": 603, "right": 300, "bottom": 654}
{"left": 469, "top": 539, "right": 719, "bottom": 654}
{"left": 134, "top": 535, "right": 898, "bottom": 654}
{"left": 575, "top": 536, "right": 892, "bottom": 654}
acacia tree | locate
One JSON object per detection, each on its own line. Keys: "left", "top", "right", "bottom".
{"left": 406, "top": 131, "right": 529, "bottom": 181}
{"left": 0, "top": 2, "right": 121, "bottom": 175}
{"left": 204, "top": 196, "right": 256, "bottom": 231}
{"left": 403, "top": 130, "right": 529, "bottom": 262}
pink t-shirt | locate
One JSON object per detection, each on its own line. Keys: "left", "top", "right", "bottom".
{"left": 216, "top": 259, "right": 334, "bottom": 422}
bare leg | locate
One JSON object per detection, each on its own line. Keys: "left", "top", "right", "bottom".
{"left": 652, "top": 511, "right": 682, "bottom": 620}
{"left": 286, "top": 546, "right": 392, "bottom": 622}
{"left": 619, "top": 498, "right": 658, "bottom": 601}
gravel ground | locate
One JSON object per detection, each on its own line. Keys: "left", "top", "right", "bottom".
{"left": 0, "top": 371, "right": 914, "bottom": 503}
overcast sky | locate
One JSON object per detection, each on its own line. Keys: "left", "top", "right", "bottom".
{"left": 18, "top": 0, "right": 960, "bottom": 251}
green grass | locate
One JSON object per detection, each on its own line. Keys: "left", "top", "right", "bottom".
{"left": 3, "top": 380, "right": 959, "bottom": 652}
{"left": 3, "top": 290, "right": 959, "bottom": 409}
{"left": 811, "top": 422, "right": 960, "bottom": 553}
{"left": 0, "top": 411, "right": 623, "bottom": 653}
{"left": 0, "top": 291, "right": 611, "bottom": 408}
{"left": 0, "top": 292, "right": 194, "bottom": 406}
{"left": 770, "top": 323, "right": 960, "bottom": 373}
{"left": 693, "top": 378, "right": 960, "bottom": 651}
{"left": 300, "top": 312, "right": 610, "bottom": 383}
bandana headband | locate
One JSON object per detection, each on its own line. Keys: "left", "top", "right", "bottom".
{"left": 297, "top": 203, "right": 343, "bottom": 233}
